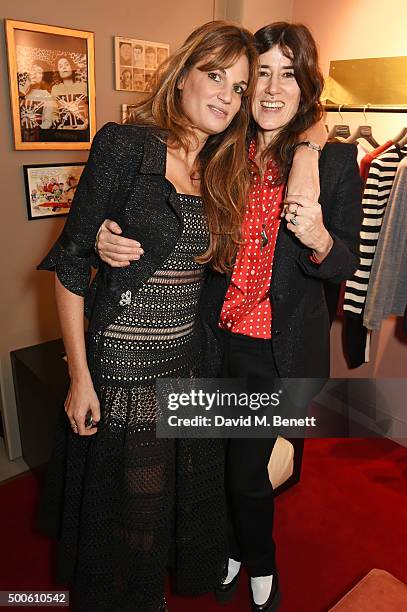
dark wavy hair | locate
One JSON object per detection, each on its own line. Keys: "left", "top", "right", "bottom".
{"left": 252, "top": 22, "right": 324, "bottom": 183}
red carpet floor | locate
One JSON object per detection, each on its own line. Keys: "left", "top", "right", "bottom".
{"left": 1, "top": 438, "right": 407, "bottom": 611}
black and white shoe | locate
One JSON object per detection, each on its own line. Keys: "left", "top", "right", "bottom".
{"left": 249, "top": 574, "right": 281, "bottom": 611}
{"left": 215, "top": 565, "right": 241, "bottom": 604}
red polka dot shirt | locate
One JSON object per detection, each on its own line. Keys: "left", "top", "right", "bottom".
{"left": 219, "top": 139, "right": 285, "bottom": 339}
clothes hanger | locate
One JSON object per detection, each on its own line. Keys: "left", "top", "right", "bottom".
{"left": 347, "top": 105, "right": 380, "bottom": 148}
{"left": 392, "top": 127, "right": 407, "bottom": 144}
{"left": 398, "top": 130, "right": 407, "bottom": 148}
{"left": 328, "top": 105, "right": 351, "bottom": 139}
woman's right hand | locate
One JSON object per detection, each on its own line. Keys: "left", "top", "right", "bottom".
{"left": 65, "top": 376, "right": 101, "bottom": 436}
{"left": 96, "top": 219, "right": 144, "bottom": 267}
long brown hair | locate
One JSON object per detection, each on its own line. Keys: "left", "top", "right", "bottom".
{"left": 252, "top": 22, "right": 324, "bottom": 183}
{"left": 127, "top": 21, "right": 258, "bottom": 272}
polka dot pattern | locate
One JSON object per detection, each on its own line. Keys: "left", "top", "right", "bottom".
{"left": 219, "top": 139, "right": 284, "bottom": 339}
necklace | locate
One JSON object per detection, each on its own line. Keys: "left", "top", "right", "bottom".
{"left": 260, "top": 191, "right": 270, "bottom": 250}
{"left": 251, "top": 146, "right": 277, "bottom": 251}
{"left": 260, "top": 224, "right": 268, "bottom": 249}
{"left": 257, "top": 161, "right": 270, "bottom": 250}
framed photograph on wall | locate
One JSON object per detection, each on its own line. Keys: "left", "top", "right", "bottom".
{"left": 114, "top": 36, "right": 169, "bottom": 92}
{"left": 5, "top": 19, "right": 96, "bottom": 150}
{"left": 121, "top": 103, "right": 139, "bottom": 124}
{"left": 23, "top": 162, "right": 85, "bottom": 219}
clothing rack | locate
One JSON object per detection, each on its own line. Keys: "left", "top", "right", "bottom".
{"left": 324, "top": 104, "right": 407, "bottom": 113}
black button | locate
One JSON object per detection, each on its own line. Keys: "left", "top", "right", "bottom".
{"left": 273, "top": 329, "right": 281, "bottom": 336}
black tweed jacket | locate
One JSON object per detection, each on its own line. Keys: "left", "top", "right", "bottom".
{"left": 199, "top": 142, "right": 363, "bottom": 378}
{"left": 39, "top": 122, "right": 187, "bottom": 333}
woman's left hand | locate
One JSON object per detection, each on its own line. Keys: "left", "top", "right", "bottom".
{"left": 286, "top": 145, "right": 321, "bottom": 204}
{"left": 285, "top": 118, "right": 328, "bottom": 205}
{"left": 282, "top": 198, "right": 333, "bottom": 262}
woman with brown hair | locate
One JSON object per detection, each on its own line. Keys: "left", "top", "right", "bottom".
{"left": 19, "top": 60, "right": 54, "bottom": 129}
{"left": 23, "top": 60, "right": 52, "bottom": 96}
{"left": 38, "top": 21, "right": 258, "bottom": 612}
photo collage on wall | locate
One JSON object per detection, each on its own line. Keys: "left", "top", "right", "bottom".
{"left": 115, "top": 36, "right": 170, "bottom": 92}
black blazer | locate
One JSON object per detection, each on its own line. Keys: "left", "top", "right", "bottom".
{"left": 200, "top": 143, "right": 363, "bottom": 378}
{"left": 39, "top": 123, "right": 187, "bottom": 333}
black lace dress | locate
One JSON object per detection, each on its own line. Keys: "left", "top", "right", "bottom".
{"left": 38, "top": 194, "right": 227, "bottom": 611}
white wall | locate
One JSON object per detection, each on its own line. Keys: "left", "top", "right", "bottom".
{"left": 292, "top": 0, "right": 407, "bottom": 74}
{"left": 293, "top": 0, "right": 407, "bottom": 143}
{"left": 242, "top": 0, "right": 294, "bottom": 33}
{"left": 215, "top": 0, "right": 293, "bottom": 29}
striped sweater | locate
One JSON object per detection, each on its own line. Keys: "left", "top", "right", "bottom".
{"left": 343, "top": 144, "right": 407, "bottom": 367}
{"left": 344, "top": 144, "right": 407, "bottom": 313}
{"left": 364, "top": 157, "right": 407, "bottom": 329}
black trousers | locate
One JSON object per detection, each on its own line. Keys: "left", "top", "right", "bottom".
{"left": 221, "top": 330, "right": 278, "bottom": 577}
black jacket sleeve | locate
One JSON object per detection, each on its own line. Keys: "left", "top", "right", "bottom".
{"left": 37, "top": 122, "right": 131, "bottom": 296}
{"left": 298, "top": 143, "right": 363, "bottom": 283}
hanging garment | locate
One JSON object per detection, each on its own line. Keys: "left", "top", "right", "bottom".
{"left": 359, "top": 140, "right": 394, "bottom": 185}
{"left": 357, "top": 140, "right": 374, "bottom": 168}
{"left": 363, "top": 157, "right": 407, "bottom": 329}
{"left": 334, "top": 141, "right": 374, "bottom": 319}
{"left": 343, "top": 144, "right": 407, "bottom": 367}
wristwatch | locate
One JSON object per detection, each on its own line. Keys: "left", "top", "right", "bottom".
{"left": 293, "top": 141, "right": 322, "bottom": 155}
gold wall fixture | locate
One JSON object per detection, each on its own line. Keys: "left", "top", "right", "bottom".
{"left": 323, "top": 56, "right": 407, "bottom": 105}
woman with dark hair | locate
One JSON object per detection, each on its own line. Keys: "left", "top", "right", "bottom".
{"left": 51, "top": 56, "right": 88, "bottom": 129}
{"left": 96, "top": 21, "right": 362, "bottom": 611}
{"left": 38, "top": 21, "right": 258, "bottom": 612}
{"left": 51, "top": 56, "right": 86, "bottom": 95}
{"left": 214, "top": 23, "right": 361, "bottom": 611}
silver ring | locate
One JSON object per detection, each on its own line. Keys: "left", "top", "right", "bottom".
{"left": 290, "top": 216, "right": 298, "bottom": 226}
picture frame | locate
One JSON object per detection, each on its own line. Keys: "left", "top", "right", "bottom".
{"left": 5, "top": 19, "right": 96, "bottom": 150}
{"left": 121, "top": 103, "right": 139, "bottom": 124}
{"left": 23, "top": 162, "right": 85, "bottom": 219}
{"left": 114, "top": 36, "right": 169, "bottom": 92}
